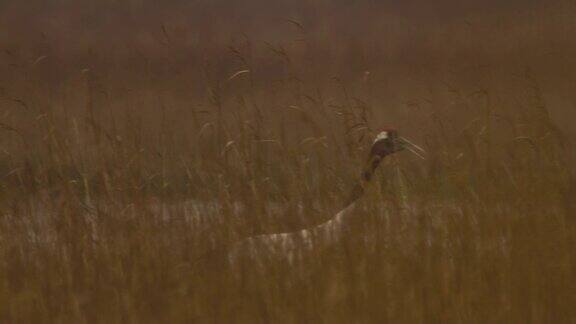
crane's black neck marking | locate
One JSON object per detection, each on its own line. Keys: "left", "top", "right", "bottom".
{"left": 343, "top": 154, "right": 385, "bottom": 208}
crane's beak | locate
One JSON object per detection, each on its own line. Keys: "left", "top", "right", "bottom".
{"left": 396, "top": 137, "right": 426, "bottom": 160}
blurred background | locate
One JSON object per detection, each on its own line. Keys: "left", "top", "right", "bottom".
{"left": 2, "top": 0, "right": 576, "bottom": 138}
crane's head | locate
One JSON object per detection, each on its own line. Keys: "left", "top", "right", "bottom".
{"left": 371, "top": 129, "right": 425, "bottom": 159}
{"left": 360, "top": 129, "right": 425, "bottom": 182}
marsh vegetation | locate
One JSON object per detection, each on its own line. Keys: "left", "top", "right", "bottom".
{"left": 1, "top": 0, "right": 575, "bottom": 322}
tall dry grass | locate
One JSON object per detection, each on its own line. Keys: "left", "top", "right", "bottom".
{"left": 1, "top": 1, "right": 576, "bottom": 322}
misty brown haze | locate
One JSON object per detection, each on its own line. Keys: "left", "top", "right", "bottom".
{"left": 1, "top": 0, "right": 575, "bottom": 323}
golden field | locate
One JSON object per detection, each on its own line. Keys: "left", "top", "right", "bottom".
{"left": 0, "top": 0, "right": 575, "bottom": 322}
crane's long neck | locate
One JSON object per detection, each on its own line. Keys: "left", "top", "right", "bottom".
{"left": 303, "top": 153, "right": 386, "bottom": 246}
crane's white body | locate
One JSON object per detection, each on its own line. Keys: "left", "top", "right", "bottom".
{"left": 228, "top": 202, "right": 358, "bottom": 265}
